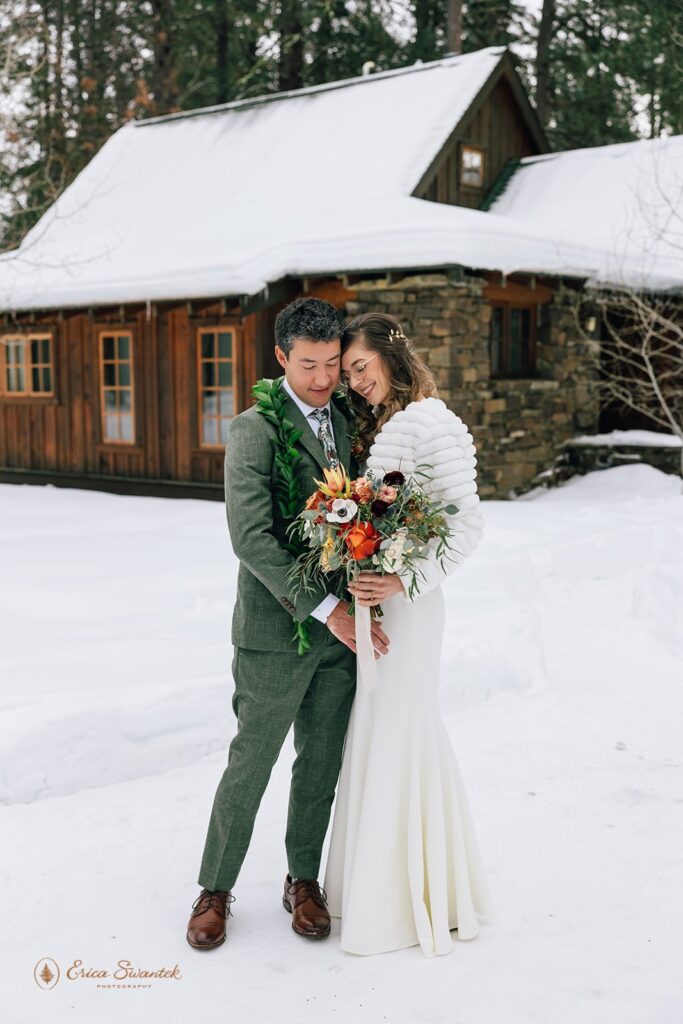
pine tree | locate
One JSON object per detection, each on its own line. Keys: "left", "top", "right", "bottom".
{"left": 461, "top": 0, "right": 526, "bottom": 51}
{"left": 539, "top": 0, "right": 683, "bottom": 149}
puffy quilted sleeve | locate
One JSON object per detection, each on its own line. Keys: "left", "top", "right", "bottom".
{"left": 397, "top": 399, "right": 485, "bottom": 601}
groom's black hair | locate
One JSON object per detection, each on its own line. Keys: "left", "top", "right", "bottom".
{"left": 274, "top": 297, "right": 344, "bottom": 357}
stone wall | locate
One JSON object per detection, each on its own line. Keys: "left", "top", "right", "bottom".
{"left": 345, "top": 272, "right": 601, "bottom": 499}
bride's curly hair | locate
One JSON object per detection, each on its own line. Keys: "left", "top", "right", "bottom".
{"left": 340, "top": 312, "right": 438, "bottom": 462}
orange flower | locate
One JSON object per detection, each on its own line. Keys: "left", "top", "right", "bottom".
{"left": 344, "top": 521, "right": 382, "bottom": 561}
{"left": 305, "top": 489, "right": 326, "bottom": 511}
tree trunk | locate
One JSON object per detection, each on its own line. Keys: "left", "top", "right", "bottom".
{"left": 278, "top": 0, "right": 304, "bottom": 92}
{"left": 446, "top": 0, "right": 462, "bottom": 54}
{"left": 536, "top": 0, "right": 555, "bottom": 128}
{"left": 215, "top": 0, "right": 231, "bottom": 104}
{"left": 149, "top": 0, "right": 179, "bottom": 114}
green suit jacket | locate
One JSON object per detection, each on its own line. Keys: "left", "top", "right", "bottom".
{"left": 225, "top": 376, "right": 357, "bottom": 652}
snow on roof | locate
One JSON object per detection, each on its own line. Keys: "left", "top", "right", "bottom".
{"left": 488, "top": 134, "right": 683, "bottom": 292}
{"left": 0, "top": 47, "right": 680, "bottom": 311}
{"left": 0, "top": 47, "right": 507, "bottom": 311}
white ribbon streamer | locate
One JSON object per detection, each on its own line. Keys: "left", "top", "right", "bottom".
{"left": 355, "top": 602, "right": 379, "bottom": 692}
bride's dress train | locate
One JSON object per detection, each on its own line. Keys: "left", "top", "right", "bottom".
{"left": 324, "top": 397, "right": 495, "bottom": 956}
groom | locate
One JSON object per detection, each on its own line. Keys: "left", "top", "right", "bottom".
{"left": 186, "top": 297, "right": 390, "bottom": 949}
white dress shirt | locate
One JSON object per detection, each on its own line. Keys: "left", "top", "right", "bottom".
{"left": 281, "top": 376, "right": 341, "bottom": 625}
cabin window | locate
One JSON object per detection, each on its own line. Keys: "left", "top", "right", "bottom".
{"left": 461, "top": 145, "right": 484, "bottom": 188}
{"left": 489, "top": 304, "right": 536, "bottom": 378}
{"left": 197, "top": 328, "right": 235, "bottom": 447}
{"left": 0, "top": 334, "right": 54, "bottom": 396}
{"left": 99, "top": 331, "right": 135, "bottom": 443}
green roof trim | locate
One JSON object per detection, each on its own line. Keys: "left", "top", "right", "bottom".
{"left": 480, "top": 158, "right": 521, "bottom": 211}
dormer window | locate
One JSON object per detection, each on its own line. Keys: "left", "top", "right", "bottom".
{"left": 461, "top": 145, "right": 484, "bottom": 188}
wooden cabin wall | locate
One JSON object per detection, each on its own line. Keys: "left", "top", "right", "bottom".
{"left": 0, "top": 277, "right": 355, "bottom": 489}
{"left": 0, "top": 303, "right": 231, "bottom": 485}
{"left": 0, "top": 310, "right": 91, "bottom": 476}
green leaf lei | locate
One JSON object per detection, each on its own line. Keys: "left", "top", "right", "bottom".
{"left": 251, "top": 376, "right": 313, "bottom": 654}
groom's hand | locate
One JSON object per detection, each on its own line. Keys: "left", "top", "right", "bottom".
{"left": 326, "top": 600, "right": 390, "bottom": 659}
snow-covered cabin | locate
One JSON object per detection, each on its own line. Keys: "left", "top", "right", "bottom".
{"left": 0, "top": 45, "right": 680, "bottom": 499}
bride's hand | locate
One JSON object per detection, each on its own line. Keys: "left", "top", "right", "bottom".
{"left": 348, "top": 571, "right": 405, "bottom": 606}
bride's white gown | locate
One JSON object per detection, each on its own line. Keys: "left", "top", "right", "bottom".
{"left": 324, "top": 397, "right": 495, "bottom": 956}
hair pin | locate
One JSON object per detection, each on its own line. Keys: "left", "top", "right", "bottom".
{"left": 388, "top": 326, "right": 406, "bottom": 341}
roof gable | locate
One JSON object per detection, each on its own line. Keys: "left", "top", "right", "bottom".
{"left": 413, "top": 48, "right": 548, "bottom": 199}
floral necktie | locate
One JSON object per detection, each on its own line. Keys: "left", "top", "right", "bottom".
{"left": 311, "top": 407, "right": 339, "bottom": 469}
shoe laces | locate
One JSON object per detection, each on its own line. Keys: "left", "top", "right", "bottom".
{"left": 191, "top": 889, "right": 236, "bottom": 919}
{"left": 287, "top": 878, "right": 328, "bottom": 909}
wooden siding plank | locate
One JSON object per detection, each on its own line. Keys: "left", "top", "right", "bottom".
{"left": 146, "top": 306, "right": 161, "bottom": 478}
{"left": 157, "top": 307, "right": 176, "bottom": 479}
{"left": 67, "top": 315, "right": 85, "bottom": 471}
{"left": 57, "top": 318, "right": 71, "bottom": 472}
{"left": 29, "top": 401, "right": 43, "bottom": 469}
{"left": 174, "top": 307, "right": 192, "bottom": 480}
{"left": 81, "top": 313, "right": 97, "bottom": 472}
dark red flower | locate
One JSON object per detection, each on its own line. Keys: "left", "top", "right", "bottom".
{"left": 371, "top": 499, "right": 389, "bottom": 516}
{"left": 383, "top": 471, "right": 405, "bottom": 486}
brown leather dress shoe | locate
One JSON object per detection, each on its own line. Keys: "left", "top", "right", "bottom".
{"left": 282, "top": 874, "right": 331, "bottom": 939}
{"left": 186, "top": 888, "right": 235, "bottom": 950}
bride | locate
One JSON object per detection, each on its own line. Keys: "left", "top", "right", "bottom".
{"left": 324, "top": 311, "right": 495, "bottom": 957}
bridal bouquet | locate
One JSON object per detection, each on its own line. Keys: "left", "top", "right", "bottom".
{"left": 285, "top": 464, "right": 459, "bottom": 618}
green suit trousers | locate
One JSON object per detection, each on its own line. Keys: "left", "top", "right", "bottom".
{"left": 198, "top": 635, "right": 356, "bottom": 892}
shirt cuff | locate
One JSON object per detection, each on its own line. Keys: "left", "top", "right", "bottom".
{"left": 310, "top": 594, "right": 341, "bottom": 623}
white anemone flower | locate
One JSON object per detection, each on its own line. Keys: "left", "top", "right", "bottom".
{"left": 326, "top": 498, "right": 358, "bottom": 523}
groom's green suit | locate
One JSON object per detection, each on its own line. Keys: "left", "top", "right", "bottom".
{"left": 198, "top": 376, "right": 357, "bottom": 893}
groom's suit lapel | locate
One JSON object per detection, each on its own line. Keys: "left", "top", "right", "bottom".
{"left": 278, "top": 376, "right": 352, "bottom": 474}
{"left": 282, "top": 391, "right": 327, "bottom": 472}
{"left": 330, "top": 398, "right": 352, "bottom": 473}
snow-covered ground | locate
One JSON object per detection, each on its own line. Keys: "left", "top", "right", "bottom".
{"left": 1, "top": 464, "right": 682, "bottom": 1023}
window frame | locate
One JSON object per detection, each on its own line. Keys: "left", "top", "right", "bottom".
{"left": 97, "top": 328, "right": 137, "bottom": 447}
{"left": 196, "top": 325, "right": 237, "bottom": 450}
{"left": 489, "top": 301, "right": 538, "bottom": 379}
{"left": 0, "top": 332, "right": 55, "bottom": 399}
{"left": 460, "top": 144, "right": 485, "bottom": 190}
